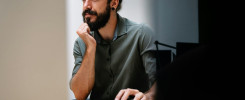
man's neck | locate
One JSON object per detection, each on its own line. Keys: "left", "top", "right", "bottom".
{"left": 98, "top": 13, "right": 117, "bottom": 41}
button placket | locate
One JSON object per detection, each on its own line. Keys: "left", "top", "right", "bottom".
{"left": 108, "top": 44, "right": 115, "bottom": 96}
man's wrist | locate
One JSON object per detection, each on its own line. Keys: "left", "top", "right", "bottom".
{"left": 86, "top": 46, "right": 96, "bottom": 54}
{"left": 144, "top": 91, "right": 155, "bottom": 99}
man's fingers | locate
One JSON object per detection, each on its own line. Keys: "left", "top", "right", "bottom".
{"left": 78, "top": 23, "right": 88, "bottom": 29}
{"left": 140, "top": 96, "right": 147, "bottom": 100}
{"left": 86, "top": 25, "right": 91, "bottom": 34}
{"left": 133, "top": 92, "right": 144, "bottom": 100}
{"left": 75, "top": 23, "right": 96, "bottom": 47}
{"left": 121, "top": 89, "right": 139, "bottom": 100}
{"left": 77, "top": 25, "right": 90, "bottom": 35}
{"left": 121, "top": 89, "right": 131, "bottom": 100}
{"left": 82, "top": 25, "right": 90, "bottom": 34}
{"left": 77, "top": 23, "right": 90, "bottom": 34}
{"left": 115, "top": 89, "right": 126, "bottom": 100}
{"left": 115, "top": 89, "right": 144, "bottom": 100}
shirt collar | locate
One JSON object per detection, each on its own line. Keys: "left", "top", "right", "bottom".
{"left": 116, "top": 14, "right": 127, "bottom": 37}
{"left": 112, "top": 22, "right": 118, "bottom": 41}
{"left": 94, "top": 14, "right": 128, "bottom": 44}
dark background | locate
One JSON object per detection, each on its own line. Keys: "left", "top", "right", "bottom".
{"left": 155, "top": 0, "right": 238, "bottom": 100}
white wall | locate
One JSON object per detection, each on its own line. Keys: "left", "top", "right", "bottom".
{"left": 65, "top": 0, "right": 82, "bottom": 99}
{"left": 118, "top": 0, "right": 154, "bottom": 28}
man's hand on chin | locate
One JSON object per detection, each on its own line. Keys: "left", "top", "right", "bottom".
{"left": 76, "top": 23, "right": 96, "bottom": 48}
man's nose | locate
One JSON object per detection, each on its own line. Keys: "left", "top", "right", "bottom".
{"left": 83, "top": 0, "right": 92, "bottom": 10}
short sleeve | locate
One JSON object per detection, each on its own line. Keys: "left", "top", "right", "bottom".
{"left": 71, "top": 38, "right": 86, "bottom": 79}
{"left": 139, "top": 24, "right": 157, "bottom": 87}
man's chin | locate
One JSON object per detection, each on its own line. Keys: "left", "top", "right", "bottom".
{"left": 85, "top": 16, "right": 97, "bottom": 23}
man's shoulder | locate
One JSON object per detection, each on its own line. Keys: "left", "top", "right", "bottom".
{"left": 120, "top": 16, "right": 154, "bottom": 34}
{"left": 126, "top": 19, "right": 154, "bottom": 35}
{"left": 122, "top": 17, "right": 144, "bottom": 28}
{"left": 124, "top": 18, "right": 152, "bottom": 30}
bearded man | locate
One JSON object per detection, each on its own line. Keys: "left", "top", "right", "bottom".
{"left": 70, "top": 0, "right": 156, "bottom": 100}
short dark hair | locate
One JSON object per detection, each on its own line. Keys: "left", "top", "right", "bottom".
{"left": 108, "top": 0, "right": 123, "bottom": 11}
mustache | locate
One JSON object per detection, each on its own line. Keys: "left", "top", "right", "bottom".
{"left": 82, "top": 9, "right": 97, "bottom": 16}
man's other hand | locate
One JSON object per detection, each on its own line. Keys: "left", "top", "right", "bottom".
{"left": 115, "top": 88, "right": 149, "bottom": 100}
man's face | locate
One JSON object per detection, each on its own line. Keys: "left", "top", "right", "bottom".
{"left": 82, "top": 0, "right": 111, "bottom": 31}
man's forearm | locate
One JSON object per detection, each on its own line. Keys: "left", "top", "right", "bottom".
{"left": 71, "top": 47, "right": 96, "bottom": 100}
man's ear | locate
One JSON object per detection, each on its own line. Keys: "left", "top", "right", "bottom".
{"left": 110, "top": 0, "right": 119, "bottom": 10}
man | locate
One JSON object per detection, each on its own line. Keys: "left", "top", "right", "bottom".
{"left": 70, "top": 0, "right": 156, "bottom": 100}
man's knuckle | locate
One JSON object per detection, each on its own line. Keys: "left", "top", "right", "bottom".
{"left": 126, "top": 89, "right": 131, "bottom": 93}
{"left": 120, "top": 89, "right": 125, "bottom": 92}
{"left": 76, "top": 29, "right": 80, "bottom": 34}
{"left": 134, "top": 96, "right": 140, "bottom": 99}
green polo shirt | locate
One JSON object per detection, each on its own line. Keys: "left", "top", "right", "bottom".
{"left": 72, "top": 14, "right": 156, "bottom": 100}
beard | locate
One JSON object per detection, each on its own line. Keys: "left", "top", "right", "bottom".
{"left": 82, "top": 4, "right": 111, "bottom": 31}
